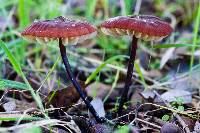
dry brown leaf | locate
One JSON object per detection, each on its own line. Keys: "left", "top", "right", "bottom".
{"left": 45, "top": 81, "right": 86, "bottom": 109}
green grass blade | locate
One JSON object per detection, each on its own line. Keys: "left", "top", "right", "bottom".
{"left": 19, "top": 126, "right": 41, "bottom": 133}
{"left": 18, "top": 0, "right": 31, "bottom": 28}
{"left": 85, "top": 0, "right": 97, "bottom": 20}
{"left": 0, "top": 79, "right": 28, "bottom": 90}
{"left": 102, "top": 0, "right": 109, "bottom": 19}
{"left": 37, "top": 56, "right": 60, "bottom": 92}
{"left": 0, "top": 40, "right": 22, "bottom": 75}
{"left": 103, "top": 69, "right": 120, "bottom": 103}
{"left": 190, "top": 2, "right": 200, "bottom": 69}
{"left": 123, "top": 0, "right": 134, "bottom": 15}
{"left": 85, "top": 55, "right": 128, "bottom": 84}
{"left": 134, "top": 60, "right": 147, "bottom": 89}
{"left": 0, "top": 117, "right": 42, "bottom": 121}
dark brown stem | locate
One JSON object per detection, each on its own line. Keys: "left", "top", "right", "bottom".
{"left": 58, "top": 38, "right": 104, "bottom": 123}
{"left": 118, "top": 36, "right": 138, "bottom": 115}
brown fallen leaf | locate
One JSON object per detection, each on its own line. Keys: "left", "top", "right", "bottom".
{"left": 45, "top": 81, "right": 86, "bottom": 110}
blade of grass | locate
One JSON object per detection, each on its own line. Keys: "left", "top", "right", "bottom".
{"left": 19, "top": 126, "right": 41, "bottom": 133}
{"left": 85, "top": 0, "right": 97, "bottom": 20}
{"left": 18, "top": 0, "right": 31, "bottom": 29}
{"left": 0, "top": 40, "right": 22, "bottom": 74}
{"left": 0, "top": 40, "right": 44, "bottom": 111}
{"left": 102, "top": 0, "right": 109, "bottom": 19}
{"left": 123, "top": 0, "right": 134, "bottom": 15}
{"left": 0, "top": 79, "right": 28, "bottom": 90}
{"left": 46, "top": 90, "right": 56, "bottom": 104}
{"left": 190, "top": 2, "right": 200, "bottom": 69}
{"left": 85, "top": 55, "right": 128, "bottom": 84}
{"left": 135, "top": 60, "right": 147, "bottom": 89}
{"left": 0, "top": 117, "right": 42, "bottom": 121}
{"left": 103, "top": 69, "right": 120, "bottom": 103}
{"left": 37, "top": 56, "right": 61, "bottom": 92}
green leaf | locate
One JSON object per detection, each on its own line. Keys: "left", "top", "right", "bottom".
{"left": 115, "top": 125, "right": 129, "bottom": 133}
{"left": 0, "top": 79, "right": 28, "bottom": 90}
{"left": 18, "top": 0, "right": 31, "bottom": 28}
{"left": 85, "top": 55, "right": 128, "bottom": 84}
{"left": 37, "top": 56, "right": 60, "bottom": 92}
{"left": 176, "top": 97, "right": 184, "bottom": 105}
{"left": 85, "top": 0, "right": 97, "bottom": 20}
{"left": 190, "top": 2, "right": 200, "bottom": 69}
{"left": 103, "top": 70, "right": 120, "bottom": 103}
{"left": 19, "top": 126, "right": 41, "bottom": 133}
{"left": 134, "top": 60, "right": 147, "bottom": 89}
{"left": 0, "top": 117, "right": 42, "bottom": 121}
{"left": 123, "top": 0, "right": 134, "bottom": 15}
{"left": 162, "top": 114, "right": 170, "bottom": 122}
{"left": 0, "top": 40, "right": 22, "bottom": 75}
{"left": 178, "top": 106, "right": 185, "bottom": 111}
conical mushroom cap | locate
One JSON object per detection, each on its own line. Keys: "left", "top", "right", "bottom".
{"left": 100, "top": 15, "right": 173, "bottom": 41}
{"left": 21, "top": 16, "right": 97, "bottom": 45}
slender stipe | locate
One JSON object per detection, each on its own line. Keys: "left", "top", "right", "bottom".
{"left": 58, "top": 38, "right": 104, "bottom": 123}
{"left": 118, "top": 36, "right": 138, "bottom": 115}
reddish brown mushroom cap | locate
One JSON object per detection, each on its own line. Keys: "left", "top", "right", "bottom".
{"left": 21, "top": 16, "right": 97, "bottom": 45}
{"left": 100, "top": 15, "right": 173, "bottom": 41}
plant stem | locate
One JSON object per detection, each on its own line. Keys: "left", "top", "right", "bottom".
{"left": 118, "top": 36, "right": 138, "bottom": 115}
{"left": 58, "top": 38, "right": 104, "bottom": 123}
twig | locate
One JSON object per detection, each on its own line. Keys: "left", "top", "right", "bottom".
{"left": 112, "top": 110, "right": 135, "bottom": 122}
{"left": 16, "top": 108, "right": 49, "bottom": 125}
{"left": 134, "top": 118, "right": 161, "bottom": 129}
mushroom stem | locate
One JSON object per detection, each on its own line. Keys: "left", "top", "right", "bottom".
{"left": 58, "top": 38, "right": 104, "bottom": 123}
{"left": 118, "top": 36, "right": 138, "bottom": 115}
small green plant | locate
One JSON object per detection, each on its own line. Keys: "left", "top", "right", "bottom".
{"left": 171, "top": 97, "right": 185, "bottom": 111}
{"left": 112, "top": 98, "right": 129, "bottom": 112}
{"left": 115, "top": 125, "right": 129, "bottom": 133}
{"left": 177, "top": 106, "right": 185, "bottom": 111}
{"left": 162, "top": 114, "right": 170, "bottom": 122}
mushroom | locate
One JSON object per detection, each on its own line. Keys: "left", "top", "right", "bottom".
{"left": 21, "top": 16, "right": 104, "bottom": 122}
{"left": 100, "top": 15, "right": 173, "bottom": 115}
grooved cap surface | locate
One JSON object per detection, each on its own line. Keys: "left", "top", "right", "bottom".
{"left": 100, "top": 15, "right": 173, "bottom": 41}
{"left": 21, "top": 16, "right": 96, "bottom": 38}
